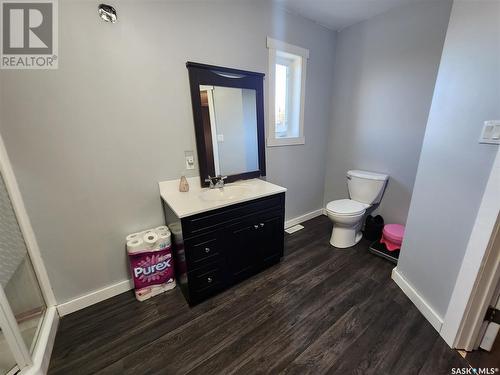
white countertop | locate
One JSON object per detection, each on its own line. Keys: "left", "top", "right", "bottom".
{"left": 159, "top": 177, "right": 287, "bottom": 218}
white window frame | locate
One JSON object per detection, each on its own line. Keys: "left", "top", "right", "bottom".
{"left": 267, "top": 37, "right": 309, "bottom": 147}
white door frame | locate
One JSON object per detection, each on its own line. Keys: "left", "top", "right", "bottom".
{"left": 452, "top": 217, "right": 499, "bottom": 350}
{"left": 477, "top": 280, "right": 500, "bottom": 350}
{"left": 441, "top": 147, "right": 500, "bottom": 349}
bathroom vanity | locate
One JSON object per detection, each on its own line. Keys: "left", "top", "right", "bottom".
{"left": 160, "top": 178, "right": 286, "bottom": 305}
{"left": 158, "top": 62, "right": 286, "bottom": 305}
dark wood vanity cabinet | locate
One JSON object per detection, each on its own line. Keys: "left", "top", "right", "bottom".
{"left": 162, "top": 193, "right": 285, "bottom": 305}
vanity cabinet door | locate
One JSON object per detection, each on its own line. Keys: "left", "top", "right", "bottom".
{"left": 257, "top": 215, "right": 284, "bottom": 268}
{"left": 225, "top": 220, "right": 258, "bottom": 283}
{"left": 225, "top": 211, "right": 284, "bottom": 283}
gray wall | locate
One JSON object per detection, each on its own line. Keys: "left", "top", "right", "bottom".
{"left": 0, "top": 1, "right": 336, "bottom": 303}
{"left": 397, "top": 1, "right": 500, "bottom": 318}
{"left": 323, "top": 0, "right": 452, "bottom": 224}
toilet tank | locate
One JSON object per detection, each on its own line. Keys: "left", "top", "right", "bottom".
{"left": 347, "top": 170, "right": 389, "bottom": 205}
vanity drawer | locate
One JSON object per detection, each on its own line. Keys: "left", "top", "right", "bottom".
{"left": 181, "top": 193, "right": 285, "bottom": 238}
{"left": 188, "top": 261, "right": 224, "bottom": 294}
{"left": 184, "top": 234, "right": 222, "bottom": 269}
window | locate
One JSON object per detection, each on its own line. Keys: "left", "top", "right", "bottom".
{"left": 267, "top": 37, "right": 309, "bottom": 146}
{"left": 275, "top": 63, "right": 289, "bottom": 137}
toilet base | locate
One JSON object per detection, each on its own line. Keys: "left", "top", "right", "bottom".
{"left": 329, "top": 226, "right": 363, "bottom": 248}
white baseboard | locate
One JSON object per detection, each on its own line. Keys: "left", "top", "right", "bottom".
{"left": 57, "top": 279, "right": 133, "bottom": 317}
{"left": 285, "top": 208, "right": 325, "bottom": 229}
{"left": 56, "top": 209, "right": 327, "bottom": 316}
{"left": 20, "top": 306, "right": 59, "bottom": 375}
{"left": 392, "top": 267, "right": 443, "bottom": 332}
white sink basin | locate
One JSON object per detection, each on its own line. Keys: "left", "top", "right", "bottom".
{"left": 199, "top": 185, "right": 250, "bottom": 202}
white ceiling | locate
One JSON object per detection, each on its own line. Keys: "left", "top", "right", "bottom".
{"left": 276, "top": 0, "right": 418, "bottom": 30}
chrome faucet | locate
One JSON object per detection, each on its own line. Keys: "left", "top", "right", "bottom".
{"left": 204, "top": 175, "right": 227, "bottom": 189}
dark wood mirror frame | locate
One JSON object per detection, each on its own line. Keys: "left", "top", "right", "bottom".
{"left": 186, "top": 61, "right": 266, "bottom": 187}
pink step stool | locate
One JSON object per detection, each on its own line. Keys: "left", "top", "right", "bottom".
{"left": 380, "top": 224, "right": 405, "bottom": 251}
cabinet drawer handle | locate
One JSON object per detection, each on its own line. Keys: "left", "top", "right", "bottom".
{"left": 204, "top": 247, "right": 210, "bottom": 253}
{"left": 207, "top": 276, "right": 213, "bottom": 283}
{"left": 259, "top": 223, "right": 265, "bottom": 228}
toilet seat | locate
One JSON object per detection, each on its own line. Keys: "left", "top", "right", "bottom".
{"left": 326, "top": 199, "right": 369, "bottom": 216}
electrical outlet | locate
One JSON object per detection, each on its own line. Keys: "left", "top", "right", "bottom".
{"left": 184, "top": 151, "right": 195, "bottom": 170}
{"left": 185, "top": 156, "right": 194, "bottom": 169}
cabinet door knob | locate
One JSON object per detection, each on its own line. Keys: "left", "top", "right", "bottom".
{"left": 204, "top": 247, "right": 210, "bottom": 253}
{"left": 207, "top": 276, "right": 213, "bottom": 283}
{"left": 254, "top": 224, "right": 259, "bottom": 230}
{"left": 260, "top": 223, "right": 265, "bottom": 228}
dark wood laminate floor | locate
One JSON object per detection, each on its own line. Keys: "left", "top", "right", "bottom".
{"left": 49, "top": 216, "right": 468, "bottom": 375}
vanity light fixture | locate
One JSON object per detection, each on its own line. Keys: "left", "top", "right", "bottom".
{"left": 98, "top": 4, "right": 117, "bottom": 23}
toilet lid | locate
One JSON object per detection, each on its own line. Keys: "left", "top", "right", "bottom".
{"left": 326, "top": 199, "right": 368, "bottom": 215}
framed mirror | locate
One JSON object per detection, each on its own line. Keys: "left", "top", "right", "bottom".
{"left": 186, "top": 62, "right": 266, "bottom": 187}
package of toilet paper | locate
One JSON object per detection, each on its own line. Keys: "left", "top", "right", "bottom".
{"left": 126, "top": 226, "right": 176, "bottom": 301}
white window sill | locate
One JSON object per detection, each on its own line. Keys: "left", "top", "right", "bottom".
{"left": 267, "top": 136, "right": 305, "bottom": 147}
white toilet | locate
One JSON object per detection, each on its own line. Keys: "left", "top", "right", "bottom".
{"left": 326, "top": 170, "right": 389, "bottom": 248}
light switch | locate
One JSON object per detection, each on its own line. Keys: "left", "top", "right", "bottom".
{"left": 479, "top": 120, "right": 500, "bottom": 145}
{"left": 217, "top": 134, "right": 224, "bottom": 142}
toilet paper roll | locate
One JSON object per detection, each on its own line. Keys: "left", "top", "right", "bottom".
{"left": 155, "top": 226, "right": 169, "bottom": 234}
{"left": 158, "top": 231, "right": 171, "bottom": 248}
{"left": 143, "top": 231, "right": 159, "bottom": 246}
{"left": 126, "top": 238, "right": 144, "bottom": 253}
{"left": 126, "top": 232, "right": 143, "bottom": 242}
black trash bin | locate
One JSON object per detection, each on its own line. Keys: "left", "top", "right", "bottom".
{"left": 364, "top": 215, "right": 384, "bottom": 241}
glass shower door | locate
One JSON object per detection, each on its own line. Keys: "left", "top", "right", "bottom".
{"left": 0, "top": 328, "right": 16, "bottom": 374}
{"left": 0, "top": 171, "right": 47, "bottom": 373}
